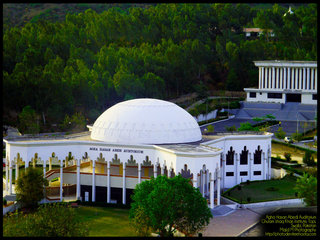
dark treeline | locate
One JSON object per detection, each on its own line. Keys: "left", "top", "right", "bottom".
{"left": 3, "top": 3, "right": 317, "bottom": 133}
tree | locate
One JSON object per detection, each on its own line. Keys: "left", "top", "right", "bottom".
{"left": 3, "top": 202, "right": 88, "bottom": 237}
{"left": 283, "top": 152, "right": 291, "bottom": 162}
{"left": 275, "top": 127, "right": 286, "bottom": 139}
{"left": 225, "top": 125, "right": 237, "bottom": 132}
{"left": 207, "top": 125, "right": 214, "bottom": 133}
{"left": 60, "top": 112, "right": 87, "bottom": 133}
{"left": 15, "top": 167, "right": 48, "bottom": 209}
{"left": 294, "top": 173, "right": 317, "bottom": 206}
{"left": 237, "top": 122, "right": 259, "bottom": 132}
{"left": 129, "top": 175, "right": 212, "bottom": 237}
{"left": 291, "top": 131, "right": 303, "bottom": 142}
{"left": 302, "top": 150, "right": 316, "bottom": 167}
{"left": 18, "top": 105, "right": 40, "bottom": 134}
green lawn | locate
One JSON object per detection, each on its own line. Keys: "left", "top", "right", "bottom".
{"left": 223, "top": 175, "right": 298, "bottom": 204}
{"left": 74, "top": 206, "right": 137, "bottom": 237}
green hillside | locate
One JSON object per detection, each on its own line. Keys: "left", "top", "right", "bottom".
{"left": 3, "top": 3, "right": 317, "bottom": 134}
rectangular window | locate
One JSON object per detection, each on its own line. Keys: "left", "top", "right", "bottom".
{"left": 226, "top": 172, "right": 234, "bottom": 177}
{"left": 240, "top": 171, "right": 248, "bottom": 176}
{"left": 254, "top": 171, "right": 261, "bottom": 176}
{"left": 268, "top": 93, "right": 282, "bottom": 99}
{"left": 312, "top": 94, "right": 317, "bottom": 100}
{"left": 250, "top": 92, "right": 256, "bottom": 98}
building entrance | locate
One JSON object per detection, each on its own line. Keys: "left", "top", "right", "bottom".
{"left": 286, "top": 93, "right": 301, "bottom": 103}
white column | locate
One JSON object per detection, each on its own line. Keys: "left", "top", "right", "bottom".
{"left": 217, "top": 166, "right": 221, "bottom": 206}
{"left": 60, "top": 159, "right": 63, "bottom": 202}
{"left": 261, "top": 67, "right": 264, "bottom": 89}
{"left": 9, "top": 160, "right": 13, "bottom": 194}
{"left": 280, "top": 68, "right": 283, "bottom": 89}
{"left": 138, "top": 163, "right": 141, "bottom": 184}
{"left": 262, "top": 152, "right": 266, "bottom": 180}
{"left": 76, "top": 159, "right": 81, "bottom": 200}
{"left": 299, "top": 68, "right": 303, "bottom": 89}
{"left": 303, "top": 68, "right": 306, "bottom": 89}
{"left": 258, "top": 67, "right": 261, "bottom": 89}
{"left": 42, "top": 159, "right": 46, "bottom": 178}
{"left": 5, "top": 158, "right": 9, "bottom": 193}
{"left": 107, "top": 161, "right": 111, "bottom": 203}
{"left": 153, "top": 163, "right": 157, "bottom": 178}
{"left": 206, "top": 170, "right": 209, "bottom": 196}
{"left": 15, "top": 160, "right": 19, "bottom": 181}
{"left": 295, "top": 68, "right": 299, "bottom": 90}
{"left": 160, "top": 164, "right": 164, "bottom": 176}
{"left": 222, "top": 153, "right": 226, "bottom": 190}
{"left": 315, "top": 69, "right": 317, "bottom": 91}
{"left": 92, "top": 160, "right": 96, "bottom": 202}
{"left": 193, "top": 173, "right": 198, "bottom": 188}
{"left": 268, "top": 149, "right": 272, "bottom": 180}
{"left": 284, "top": 68, "right": 287, "bottom": 89}
{"left": 202, "top": 170, "right": 205, "bottom": 197}
{"left": 122, "top": 162, "right": 126, "bottom": 205}
{"left": 235, "top": 153, "right": 239, "bottom": 185}
{"left": 272, "top": 67, "right": 275, "bottom": 89}
{"left": 264, "top": 67, "right": 267, "bottom": 88}
{"left": 311, "top": 68, "right": 314, "bottom": 90}
{"left": 210, "top": 172, "right": 214, "bottom": 209}
{"left": 307, "top": 68, "right": 310, "bottom": 90}
{"left": 248, "top": 152, "right": 252, "bottom": 180}
{"left": 276, "top": 67, "right": 279, "bottom": 88}
{"left": 292, "top": 67, "right": 295, "bottom": 89}
{"left": 287, "top": 68, "right": 291, "bottom": 89}
{"left": 268, "top": 67, "right": 272, "bottom": 89}
{"left": 49, "top": 158, "right": 52, "bottom": 171}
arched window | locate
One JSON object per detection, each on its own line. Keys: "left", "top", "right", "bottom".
{"left": 240, "top": 146, "right": 248, "bottom": 165}
{"left": 226, "top": 147, "right": 235, "bottom": 165}
{"left": 254, "top": 146, "right": 262, "bottom": 164}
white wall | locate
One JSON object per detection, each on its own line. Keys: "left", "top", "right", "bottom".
{"left": 204, "top": 134, "right": 272, "bottom": 189}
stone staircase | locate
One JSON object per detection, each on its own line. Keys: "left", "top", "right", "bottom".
{"left": 235, "top": 102, "right": 316, "bottom": 121}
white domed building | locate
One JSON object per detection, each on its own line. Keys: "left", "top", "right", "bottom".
{"left": 4, "top": 98, "right": 272, "bottom": 208}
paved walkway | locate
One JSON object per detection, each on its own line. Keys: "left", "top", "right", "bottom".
{"left": 202, "top": 203, "right": 306, "bottom": 237}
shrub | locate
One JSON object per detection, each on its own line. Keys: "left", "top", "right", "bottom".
{"left": 303, "top": 150, "right": 316, "bottom": 167}
{"left": 225, "top": 125, "right": 237, "bottom": 132}
{"left": 247, "top": 197, "right": 251, "bottom": 203}
{"left": 3, "top": 202, "right": 89, "bottom": 237}
{"left": 237, "top": 185, "right": 242, "bottom": 191}
{"left": 246, "top": 180, "right": 250, "bottom": 185}
{"left": 207, "top": 125, "right": 214, "bottom": 133}
{"left": 283, "top": 152, "right": 291, "bottom": 162}
{"left": 291, "top": 131, "right": 303, "bottom": 142}
{"left": 3, "top": 198, "right": 7, "bottom": 206}
{"left": 275, "top": 127, "right": 286, "bottom": 140}
{"left": 294, "top": 173, "right": 317, "bottom": 206}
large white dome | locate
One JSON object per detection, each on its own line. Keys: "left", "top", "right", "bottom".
{"left": 91, "top": 98, "right": 202, "bottom": 144}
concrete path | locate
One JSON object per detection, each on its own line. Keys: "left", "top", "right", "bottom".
{"left": 203, "top": 203, "right": 306, "bottom": 237}
{"left": 203, "top": 208, "right": 261, "bottom": 237}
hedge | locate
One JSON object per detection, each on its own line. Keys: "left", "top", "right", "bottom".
{"left": 71, "top": 200, "right": 131, "bottom": 209}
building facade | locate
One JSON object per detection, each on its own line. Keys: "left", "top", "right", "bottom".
{"left": 4, "top": 99, "right": 272, "bottom": 209}
{"left": 244, "top": 61, "right": 317, "bottom": 105}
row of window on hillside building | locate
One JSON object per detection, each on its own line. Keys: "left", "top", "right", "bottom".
{"left": 226, "top": 146, "right": 263, "bottom": 165}
{"left": 226, "top": 171, "right": 261, "bottom": 177}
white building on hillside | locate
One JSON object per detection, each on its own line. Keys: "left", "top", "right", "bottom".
{"left": 244, "top": 61, "right": 317, "bottom": 105}
{"left": 4, "top": 98, "right": 272, "bottom": 209}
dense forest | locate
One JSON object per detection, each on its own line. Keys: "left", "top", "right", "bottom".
{"left": 3, "top": 3, "right": 317, "bottom": 133}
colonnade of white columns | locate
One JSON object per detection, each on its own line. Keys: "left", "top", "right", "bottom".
{"left": 258, "top": 66, "right": 317, "bottom": 90}
{"left": 6, "top": 154, "right": 222, "bottom": 210}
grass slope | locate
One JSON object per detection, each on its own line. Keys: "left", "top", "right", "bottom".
{"left": 75, "top": 206, "right": 137, "bottom": 236}
{"left": 223, "top": 175, "right": 298, "bottom": 203}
